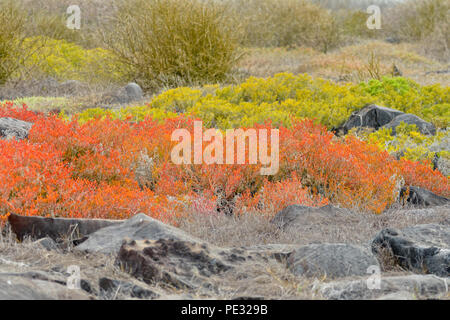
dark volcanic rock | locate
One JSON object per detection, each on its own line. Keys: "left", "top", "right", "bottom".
{"left": 0, "top": 117, "right": 32, "bottom": 140}
{"left": 271, "top": 204, "right": 351, "bottom": 230}
{"left": 400, "top": 186, "right": 449, "bottom": 207}
{"left": 75, "top": 213, "right": 200, "bottom": 254}
{"left": 372, "top": 224, "right": 450, "bottom": 277}
{"left": 287, "top": 243, "right": 379, "bottom": 279}
{"left": 338, "top": 104, "right": 404, "bottom": 134}
{"left": 33, "top": 237, "right": 59, "bottom": 251}
{"left": 116, "top": 238, "right": 250, "bottom": 290}
{"left": 8, "top": 213, "right": 122, "bottom": 242}
{"left": 383, "top": 113, "right": 436, "bottom": 135}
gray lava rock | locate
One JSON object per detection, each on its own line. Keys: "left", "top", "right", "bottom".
{"left": 0, "top": 117, "right": 33, "bottom": 140}
{"left": 383, "top": 113, "right": 436, "bottom": 135}
{"left": 116, "top": 238, "right": 251, "bottom": 290}
{"left": 75, "top": 213, "right": 200, "bottom": 254}
{"left": 33, "top": 237, "right": 59, "bottom": 251}
{"left": 338, "top": 104, "right": 404, "bottom": 134}
{"left": 287, "top": 243, "right": 379, "bottom": 279}
{"left": 0, "top": 272, "right": 90, "bottom": 300}
{"left": 124, "top": 82, "right": 143, "bottom": 101}
{"left": 400, "top": 186, "right": 449, "bottom": 207}
{"left": 372, "top": 224, "right": 450, "bottom": 277}
{"left": 271, "top": 204, "right": 352, "bottom": 230}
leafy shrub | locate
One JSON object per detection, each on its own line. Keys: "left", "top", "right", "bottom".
{"left": 22, "top": 37, "right": 125, "bottom": 84}
{"left": 105, "top": 0, "right": 240, "bottom": 90}
{"left": 357, "top": 123, "right": 450, "bottom": 174}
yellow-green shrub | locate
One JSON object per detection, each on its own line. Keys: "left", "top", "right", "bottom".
{"left": 22, "top": 37, "right": 125, "bottom": 83}
{"left": 358, "top": 123, "right": 449, "bottom": 175}
{"left": 75, "top": 106, "right": 178, "bottom": 124}
{"left": 106, "top": 0, "right": 240, "bottom": 90}
{"left": 78, "top": 73, "right": 449, "bottom": 131}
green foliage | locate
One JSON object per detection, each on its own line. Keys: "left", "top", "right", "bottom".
{"left": 359, "top": 122, "right": 450, "bottom": 172}
{"left": 358, "top": 77, "right": 450, "bottom": 127}
{"left": 22, "top": 37, "right": 125, "bottom": 83}
{"left": 106, "top": 0, "right": 241, "bottom": 90}
{"left": 359, "top": 77, "right": 417, "bottom": 96}
{"left": 75, "top": 106, "right": 178, "bottom": 124}
{"left": 77, "top": 73, "right": 449, "bottom": 131}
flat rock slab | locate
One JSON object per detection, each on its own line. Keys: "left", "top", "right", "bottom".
{"left": 0, "top": 273, "right": 90, "bottom": 300}
{"left": 271, "top": 204, "right": 354, "bottom": 230}
{"left": 318, "top": 274, "right": 449, "bottom": 300}
{"left": 372, "top": 224, "right": 450, "bottom": 277}
{"left": 0, "top": 117, "right": 33, "bottom": 140}
{"left": 8, "top": 213, "right": 122, "bottom": 242}
{"left": 76, "top": 213, "right": 201, "bottom": 254}
{"left": 116, "top": 238, "right": 254, "bottom": 291}
{"left": 287, "top": 243, "right": 379, "bottom": 279}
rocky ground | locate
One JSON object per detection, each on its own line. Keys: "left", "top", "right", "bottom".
{"left": 1, "top": 203, "right": 448, "bottom": 300}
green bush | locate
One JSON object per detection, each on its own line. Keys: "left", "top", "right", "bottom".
{"left": 23, "top": 37, "right": 125, "bottom": 84}
{"left": 105, "top": 0, "right": 241, "bottom": 90}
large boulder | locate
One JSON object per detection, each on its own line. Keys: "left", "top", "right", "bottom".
{"left": 338, "top": 105, "right": 404, "bottom": 134}
{"left": 116, "top": 238, "right": 252, "bottom": 291}
{"left": 271, "top": 204, "right": 352, "bottom": 230}
{"left": 399, "top": 186, "right": 449, "bottom": 207}
{"left": 75, "top": 213, "right": 200, "bottom": 254}
{"left": 372, "top": 224, "right": 450, "bottom": 277}
{"left": 317, "top": 274, "right": 449, "bottom": 300}
{"left": 124, "top": 82, "right": 143, "bottom": 101}
{"left": 383, "top": 113, "right": 436, "bottom": 135}
{"left": 287, "top": 243, "right": 379, "bottom": 279}
{"left": 8, "top": 213, "right": 122, "bottom": 242}
{"left": 0, "top": 117, "right": 33, "bottom": 140}
{"left": 270, "top": 205, "right": 368, "bottom": 245}
{"left": 107, "top": 82, "right": 144, "bottom": 104}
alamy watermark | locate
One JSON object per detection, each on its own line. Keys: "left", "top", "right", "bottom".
{"left": 66, "top": 5, "right": 81, "bottom": 30}
{"left": 367, "top": 5, "right": 381, "bottom": 30}
{"left": 171, "top": 121, "right": 279, "bottom": 175}
{"left": 366, "top": 265, "right": 381, "bottom": 290}
{"left": 67, "top": 265, "right": 81, "bottom": 290}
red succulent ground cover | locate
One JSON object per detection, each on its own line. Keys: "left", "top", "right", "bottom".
{"left": 0, "top": 103, "right": 448, "bottom": 225}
